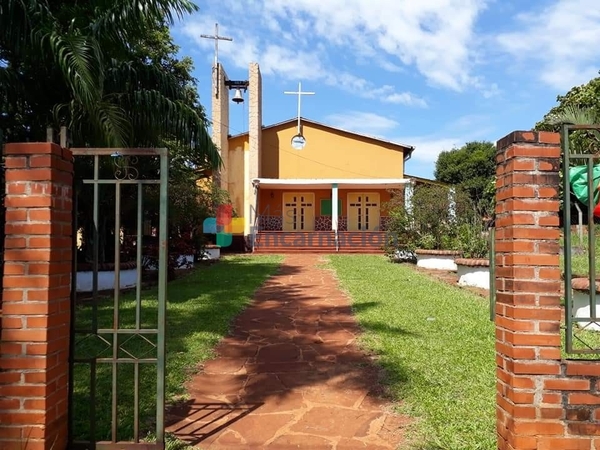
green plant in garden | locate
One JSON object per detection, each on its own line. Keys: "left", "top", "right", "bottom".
{"left": 384, "top": 184, "right": 472, "bottom": 257}
{"left": 454, "top": 194, "right": 493, "bottom": 259}
{"left": 455, "top": 217, "right": 489, "bottom": 259}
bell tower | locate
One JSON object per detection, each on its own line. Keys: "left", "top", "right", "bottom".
{"left": 211, "top": 62, "right": 230, "bottom": 188}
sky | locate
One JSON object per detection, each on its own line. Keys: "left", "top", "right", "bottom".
{"left": 171, "top": 0, "right": 600, "bottom": 179}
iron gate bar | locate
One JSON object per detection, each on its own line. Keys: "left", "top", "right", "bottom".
{"left": 71, "top": 148, "right": 165, "bottom": 156}
{"left": 94, "top": 155, "right": 99, "bottom": 325}
{"left": 68, "top": 159, "right": 78, "bottom": 445}
{"left": 157, "top": 151, "right": 169, "bottom": 444}
{"left": 69, "top": 147, "right": 168, "bottom": 449}
{"left": 112, "top": 181, "right": 121, "bottom": 442}
{"left": 137, "top": 185, "right": 143, "bottom": 330}
{"left": 562, "top": 124, "right": 600, "bottom": 355}
{"left": 489, "top": 226, "right": 495, "bottom": 322}
{"left": 82, "top": 180, "right": 162, "bottom": 184}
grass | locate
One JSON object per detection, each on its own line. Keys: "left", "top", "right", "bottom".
{"left": 558, "top": 228, "right": 600, "bottom": 357}
{"left": 71, "top": 254, "right": 283, "bottom": 443}
{"left": 327, "top": 254, "right": 496, "bottom": 450}
{"left": 561, "top": 226, "right": 600, "bottom": 277}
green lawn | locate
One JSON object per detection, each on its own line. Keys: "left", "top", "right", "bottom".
{"left": 328, "top": 255, "right": 496, "bottom": 450}
{"left": 71, "top": 254, "right": 283, "bottom": 444}
{"left": 561, "top": 227, "right": 600, "bottom": 277}
{"left": 559, "top": 229, "right": 600, "bottom": 357}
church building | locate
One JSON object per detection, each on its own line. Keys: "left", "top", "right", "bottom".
{"left": 210, "top": 62, "right": 415, "bottom": 253}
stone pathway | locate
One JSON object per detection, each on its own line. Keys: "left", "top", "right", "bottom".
{"left": 166, "top": 254, "right": 408, "bottom": 449}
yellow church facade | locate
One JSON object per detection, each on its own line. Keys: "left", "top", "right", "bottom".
{"left": 211, "top": 62, "right": 414, "bottom": 252}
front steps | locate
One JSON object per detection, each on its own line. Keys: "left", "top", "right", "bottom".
{"left": 253, "top": 231, "right": 387, "bottom": 254}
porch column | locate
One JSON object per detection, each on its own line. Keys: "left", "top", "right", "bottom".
{"left": 252, "top": 182, "right": 259, "bottom": 251}
{"left": 404, "top": 180, "right": 414, "bottom": 213}
{"left": 448, "top": 186, "right": 456, "bottom": 219}
{"left": 331, "top": 183, "right": 338, "bottom": 231}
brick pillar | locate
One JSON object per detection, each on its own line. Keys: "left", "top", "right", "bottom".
{"left": 0, "top": 143, "right": 73, "bottom": 449}
{"left": 246, "top": 62, "right": 262, "bottom": 240}
{"left": 212, "top": 62, "right": 229, "bottom": 189}
{"left": 495, "top": 131, "right": 562, "bottom": 449}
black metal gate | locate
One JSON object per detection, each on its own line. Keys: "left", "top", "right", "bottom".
{"left": 68, "top": 147, "right": 169, "bottom": 449}
{"left": 561, "top": 124, "right": 600, "bottom": 356}
{"left": 0, "top": 131, "right": 5, "bottom": 313}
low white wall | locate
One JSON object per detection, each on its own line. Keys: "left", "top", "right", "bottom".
{"left": 203, "top": 247, "right": 221, "bottom": 260}
{"left": 572, "top": 290, "right": 600, "bottom": 332}
{"left": 457, "top": 265, "right": 490, "bottom": 289}
{"left": 76, "top": 269, "right": 138, "bottom": 292}
{"left": 416, "top": 254, "right": 457, "bottom": 271}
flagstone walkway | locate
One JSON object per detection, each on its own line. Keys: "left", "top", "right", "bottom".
{"left": 166, "top": 254, "right": 408, "bottom": 449}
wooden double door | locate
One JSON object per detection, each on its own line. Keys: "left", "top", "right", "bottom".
{"left": 348, "top": 192, "right": 380, "bottom": 231}
{"left": 283, "top": 192, "right": 315, "bottom": 231}
{"left": 281, "top": 191, "right": 381, "bottom": 231}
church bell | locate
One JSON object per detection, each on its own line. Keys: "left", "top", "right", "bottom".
{"left": 232, "top": 88, "right": 244, "bottom": 103}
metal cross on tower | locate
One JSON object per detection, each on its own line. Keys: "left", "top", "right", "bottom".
{"left": 200, "top": 22, "right": 233, "bottom": 68}
{"left": 200, "top": 23, "right": 232, "bottom": 97}
{"left": 284, "top": 82, "right": 315, "bottom": 136}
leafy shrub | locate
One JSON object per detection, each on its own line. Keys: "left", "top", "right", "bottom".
{"left": 384, "top": 183, "right": 494, "bottom": 260}
{"left": 384, "top": 184, "right": 472, "bottom": 257}
{"left": 455, "top": 217, "right": 490, "bottom": 259}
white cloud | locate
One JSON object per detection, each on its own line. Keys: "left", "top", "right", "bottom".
{"left": 397, "top": 115, "right": 496, "bottom": 164}
{"left": 260, "top": 45, "right": 326, "bottom": 80}
{"left": 496, "top": 0, "right": 600, "bottom": 91}
{"left": 385, "top": 92, "right": 428, "bottom": 107}
{"left": 180, "top": 0, "right": 492, "bottom": 100}
{"left": 182, "top": 19, "right": 428, "bottom": 107}
{"left": 262, "top": 0, "right": 489, "bottom": 91}
{"left": 401, "top": 137, "right": 464, "bottom": 163}
{"left": 325, "top": 111, "right": 399, "bottom": 136}
{"left": 331, "top": 73, "right": 428, "bottom": 107}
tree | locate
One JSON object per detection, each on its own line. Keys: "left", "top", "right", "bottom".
{"left": 434, "top": 141, "right": 496, "bottom": 215}
{"left": 534, "top": 76, "right": 600, "bottom": 224}
{"left": 383, "top": 184, "right": 476, "bottom": 257}
{"left": 0, "top": 0, "right": 219, "bottom": 169}
{"left": 1, "top": 0, "right": 224, "bottom": 263}
{"left": 534, "top": 75, "right": 600, "bottom": 156}
{"left": 535, "top": 75, "right": 600, "bottom": 132}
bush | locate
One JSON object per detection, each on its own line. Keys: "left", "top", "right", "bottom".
{"left": 384, "top": 184, "right": 472, "bottom": 258}
{"left": 455, "top": 217, "right": 490, "bottom": 259}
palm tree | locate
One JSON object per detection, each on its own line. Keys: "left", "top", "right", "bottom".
{"left": 0, "top": 0, "right": 220, "bottom": 169}
{"left": 544, "top": 105, "right": 600, "bottom": 155}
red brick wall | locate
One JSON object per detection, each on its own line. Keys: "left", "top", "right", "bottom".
{"left": 0, "top": 143, "right": 73, "bottom": 450}
{"left": 495, "top": 131, "right": 600, "bottom": 450}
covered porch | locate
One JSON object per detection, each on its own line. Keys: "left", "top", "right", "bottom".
{"left": 251, "top": 178, "right": 411, "bottom": 252}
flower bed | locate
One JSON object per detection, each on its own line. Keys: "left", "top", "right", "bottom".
{"left": 571, "top": 278, "right": 600, "bottom": 332}
{"left": 455, "top": 258, "right": 490, "bottom": 289}
{"left": 415, "top": 249, "right": 461, "bottom": 271}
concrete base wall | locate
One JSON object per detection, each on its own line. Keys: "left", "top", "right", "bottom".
{"left": 76, "top": 269, "right": 138, "bottom": 292}
{"left": 457, "top": 265, "right": 490, "bottom": 289}
{"left": 416, "top": 254, "right": 457, "bottom": 271}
